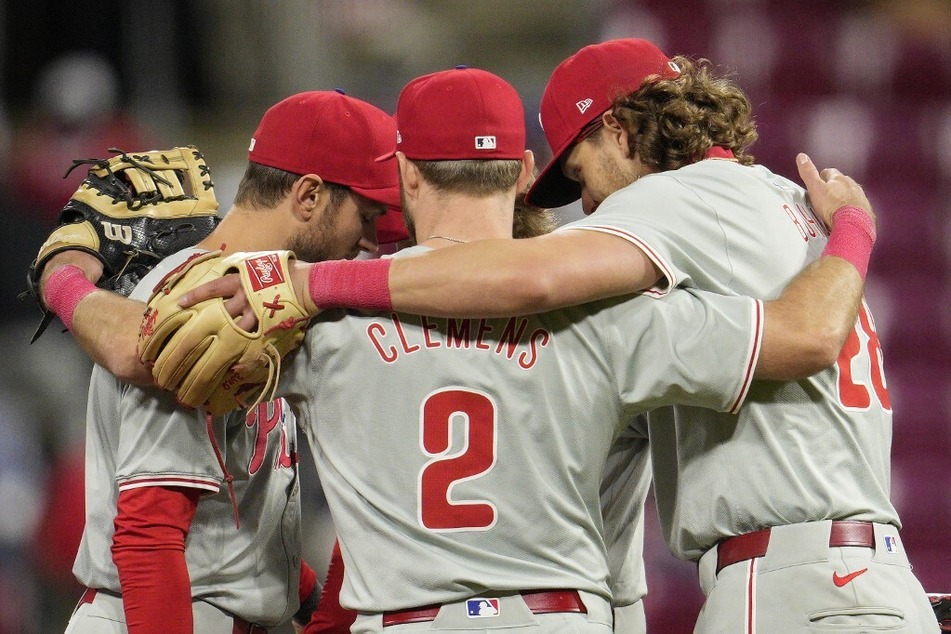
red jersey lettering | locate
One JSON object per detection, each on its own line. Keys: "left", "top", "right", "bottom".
{"left": 367, "top": 322, "right": 398, "bottom": 363}
{"left": 446, "top": 319, "right": 471, "bottom": 349}
{"left": 246, "top": 400, "right": 294, "bottom": 473}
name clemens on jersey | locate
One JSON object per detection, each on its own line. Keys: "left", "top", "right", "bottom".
{"left": 365, "top": 314, "right": 551, "bottom": 369}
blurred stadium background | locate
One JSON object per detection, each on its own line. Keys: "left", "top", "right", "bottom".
{"left": 1, "top": 1, "right": 948, "bottom": 632}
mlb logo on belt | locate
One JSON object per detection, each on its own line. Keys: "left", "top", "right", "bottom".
{"left": 884, "top": 535, "right": 899, "bottom": 553}
{"left": 466, "top": 598, "right": 500, "bottom": 617}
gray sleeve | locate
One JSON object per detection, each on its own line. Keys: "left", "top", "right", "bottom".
{"left": 602, "top": 288, "right": 762, "bottom": 415}
{"left": 113, "top": 384, "right": 224, "bottom": 491}
{"left": 560, "top": 175, "right": 727, "bottom": 294}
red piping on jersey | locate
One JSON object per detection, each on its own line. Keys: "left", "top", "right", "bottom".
{"left": 746, "top": 558, "right": 756, "bottom": 633}
{"left": 729, "top": 300, "right": 763, "bottom": 414}
{"left": 561, "top": 225, "right": 677, "bottom": 295}
{"left": 205, "top": 410, "right": 240, "bottom": 528}
{"left": 117, "top": 475, "right": 221, "bottom": 493}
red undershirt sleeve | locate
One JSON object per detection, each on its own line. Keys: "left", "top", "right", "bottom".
{"left": 112, "top": 485, "right": 201, "bottom": 634}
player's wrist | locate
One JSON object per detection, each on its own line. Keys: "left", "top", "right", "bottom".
{"left": 42, "top": 250, "right": 104, "bottom": 288}
{"left": 307, "top": 258, "right": 393, "bottom": 313}
{"left": 822, "top": 205, "right": 877, "bottom": 279}
{"left": 290, "top": 261, "right": 319, "bottom": 316}
{"left": 43, "top": 264, "right": 98, "bottom": 329}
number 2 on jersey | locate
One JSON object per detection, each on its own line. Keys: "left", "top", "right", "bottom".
{"left": 418, "top": 388, "right": 498, "bottom": 531}
{"left": 836, "top": 301, "right": 891, "bottom": 411}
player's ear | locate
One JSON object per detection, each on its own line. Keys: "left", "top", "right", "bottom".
{"left": 396, "top": 153, "right": 421, "bottom": 204}
{"left": 292, "top": 174, "right": 324, "bottom": 221}
{"left": 516, "top": 150, "right": 535, "bottom": 194}
{"left": 602, "top": 112, "right": 631, "bottom": 159}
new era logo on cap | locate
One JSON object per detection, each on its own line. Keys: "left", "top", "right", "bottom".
{"left": 466, "top": 598, "right": 500, "bottom": 617}
{"left": 576, "top": 98, "right": 594, "bottom": 114}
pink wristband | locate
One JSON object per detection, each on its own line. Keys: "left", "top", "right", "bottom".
{"left": 44, "top": 265, "right": 97, "bottom": 331}
{"left": 308, "top": 258, "right": 393, "bottom": 311}
{"left": 822, "top": 205, "right": 877, "bottom": 279}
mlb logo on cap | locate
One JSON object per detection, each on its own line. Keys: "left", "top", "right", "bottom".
{"left": 466, "top": 598, "right": 500, "bottom": 617}
{"left": 390, "top": 65, "right": 525, "bottom": 161}
{"left": 475, "top": 136, "right": 497, "bottom": 150}
{"left": 884, "top": 535, "right": 899, "bottom": 553}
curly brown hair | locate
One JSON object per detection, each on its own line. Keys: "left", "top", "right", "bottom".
{"left": 610, "top": 56, "right": 758, "bottom": 170}
{"left": 512, "top": 189, "right": 557, "bottom": 239}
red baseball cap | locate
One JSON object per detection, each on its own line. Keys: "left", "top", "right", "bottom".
{"left": 525, "top": 39, "right": 681, "bottom": 208}
{"left": 380, "top": 66, "right": 525, "bottom": 161}
{"left": 248, "top": 90, "right": 401, "bottom": 207}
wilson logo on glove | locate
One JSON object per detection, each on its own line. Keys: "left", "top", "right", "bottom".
{"left": 102, "top": 222, "right": 133, "bottom": 244}
{"left": 245, "top": 254, "right": 285, "bottom": 291}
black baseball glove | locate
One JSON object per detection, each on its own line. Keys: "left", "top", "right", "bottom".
{"left": 24, "top": 146, "right": 220, "bottom": 341}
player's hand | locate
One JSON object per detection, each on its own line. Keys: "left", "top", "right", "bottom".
{"left": 796, "top": 153, "right": 875, "bottom": 230}
{"left": 177, "top": 273, "right": 258, "bottom": 331}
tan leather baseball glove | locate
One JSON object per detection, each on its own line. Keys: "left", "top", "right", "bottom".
{"left": 138, "top": 250, "right": 310, "bottom": 415}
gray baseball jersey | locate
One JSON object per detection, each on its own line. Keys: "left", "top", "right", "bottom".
{"left": 564, "top": 159, "right": 898, "bottom": 561}
{"left": 599, "top": 424, "right": 650, "bottom": 609}
{"left": 279, "top": 245, "right": 764, "bottom": 614}
{"left": 71, "top": 248, "right": 303, "bottom": 628}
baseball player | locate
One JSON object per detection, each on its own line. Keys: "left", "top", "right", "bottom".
{"left": 174, "top": 66, "right": 876, "bottom": 632}
{"left": 37, "top": 91, "right": 400, "bottom": 632}
{"left": 267, "top": 41, "right": 937, "bottom": 631}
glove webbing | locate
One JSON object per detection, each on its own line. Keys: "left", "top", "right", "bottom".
{"left": 65, "top": 147, "right": 214, "bottom": 208}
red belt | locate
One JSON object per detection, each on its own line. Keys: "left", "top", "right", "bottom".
{"left": 382, "top": 589, "right": 586, "bottom": 627}
{"left": 81, "top": 588, "right": 268, "bottom": 633}
{"left": 716, "top": 520, "right": 876, "bottom": 574}
{"left": 80, "top": 588, "right": 98, "bottom": 605}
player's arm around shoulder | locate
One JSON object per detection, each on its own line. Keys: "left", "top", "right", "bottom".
{"left": 382, "top": 228, "right": 662, "bottom": 317}
{"left": 757, "top": 154, "right": 875, "bottom": 380}
{"left": 40, "top": 251, "right": 151, "bottom": 385}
